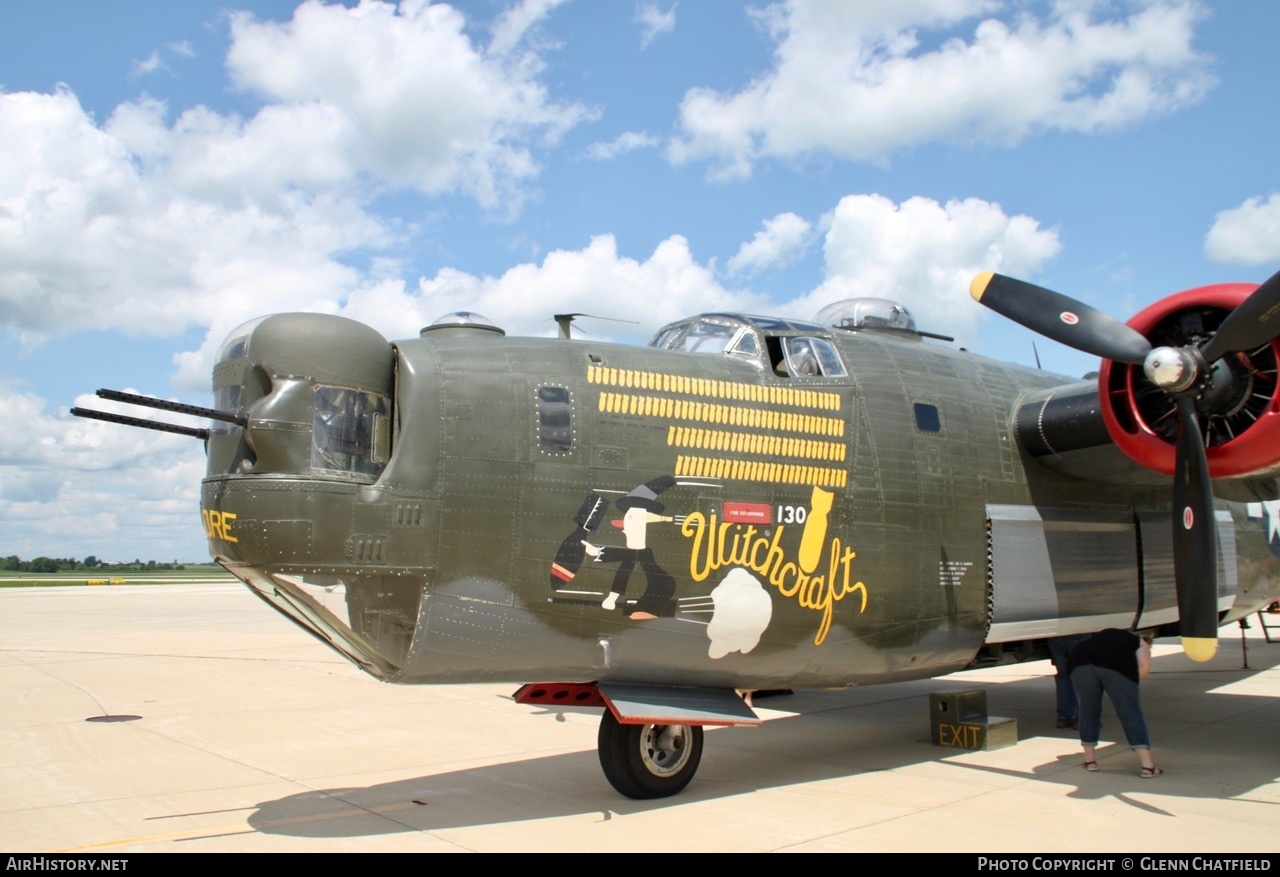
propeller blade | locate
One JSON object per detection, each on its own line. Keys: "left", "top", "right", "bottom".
{"left": 1200, "top": 267, "right": 1280, "bottom": 361}
{"left": 1171, "top": 397, "right": 1219, "bottom": 662}
{"left": 970, "top": 272, "right": 1152, "bottom": 364}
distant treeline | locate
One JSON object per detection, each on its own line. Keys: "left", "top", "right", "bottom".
{"left": 1, "top": 555, "right": 191, "bottom": 573}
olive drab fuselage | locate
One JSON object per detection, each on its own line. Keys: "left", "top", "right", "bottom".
{"left": 199, "top": 307, "right": 1280, "bottom": 690}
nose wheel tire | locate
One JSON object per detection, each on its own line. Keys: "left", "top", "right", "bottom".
{"left": 597, "top": 710, "right": 704, "bottom": 799}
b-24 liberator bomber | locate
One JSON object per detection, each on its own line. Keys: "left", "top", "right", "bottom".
{"left": 73, "top": 270, "right": 1280, "bottom": 798}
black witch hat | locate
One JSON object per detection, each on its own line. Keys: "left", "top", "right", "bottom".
{"left": 614, "top": 475, "right": 676, "bottom": 513}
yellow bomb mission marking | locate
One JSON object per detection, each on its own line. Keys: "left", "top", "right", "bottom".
{"left": 680, "top": 487, "right": 867, "bottom": 646}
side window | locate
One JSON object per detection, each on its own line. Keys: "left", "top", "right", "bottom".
{"left": 729, "top": 330, "right": 759, "bottom": 358}
{"left": 914, "top": 402, "right": 942, "bottom": 433}
{"left": 651, "top": 326, "right": 686, "bottom": 351}
{"left": 538, "top": 385, "right": 573, "bottom": 453}
{"left": 811, "top": 339, "right": 847, "bottom": 377}
{"left": 782, "top": 336, "right": 847, "bottom": 377}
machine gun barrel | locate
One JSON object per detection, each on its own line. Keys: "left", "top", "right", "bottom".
{"left": 70, "top": 388, "right": 247, "bottom": 440}
{"left": 93, "top": 389, "right": 246, "bottom": 425}
{"left": 69, "top": 406, "right": 211, "bottom": 440}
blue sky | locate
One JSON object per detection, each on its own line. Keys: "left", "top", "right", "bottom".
{"left": 2, "top": 0, "right": 1277, "bottom": 562}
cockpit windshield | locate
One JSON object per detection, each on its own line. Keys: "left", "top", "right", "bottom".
{"left": 649, "top": 317, "right": 759, "bottom": 358}
{"left": 650, "top": 313, "right": 848, "bottom": 377}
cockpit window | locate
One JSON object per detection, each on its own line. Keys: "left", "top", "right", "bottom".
{"left": 312, "top": 385, "right": 391, "bottom": 480}
{"left": 730, "top": 331, "right": 759, "bottom": 357}
{"left": 680, "top": 320, "right": 738, "bottom": 354}
{"left": 782, "top": 336, "right": 846, "bottom": 377}
{"left": 650, "top": 314, "right": 846, "bottom": 378}
{"left": 649, "top": 317, "right": 761, "bottom": 360}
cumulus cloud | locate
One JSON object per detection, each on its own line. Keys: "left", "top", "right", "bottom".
{"left": 0, "top": 0, "right": 591, "bottom": 356}
{"left": 0, "top": 90, "right": 378, "bottom": 353}
{"left": 340, "top": 195, "right": 1057, "bottom": 352}
{"left": 169, "top": 231, "right": 757, "bottom": 391}
{"left": 339, "top": 232, "right": 763, "bottom": 344}
{"left": 1205, "top": 194, "right": 1280, "bottom": 266}
{"left": 175, "top": 194, "right": 1055, "bottom": 369}
{"left": 727, "top": 212, "right": 813, "bottom": 275}
{"left": 636, "top": 3, "right": 677, "bottom": 49}
{"left": 669, "top": 0, "right": 1214, "bottom": 178}
{"left": 226, "top": 0, "right": 589, "bottom": 207}
{"left": 783, "top": 194, "right": 1061, "bottom": 344}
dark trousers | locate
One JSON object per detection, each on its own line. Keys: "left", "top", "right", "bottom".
{"left": 1071, "top": 664, "right": 1150, "bottom": 749}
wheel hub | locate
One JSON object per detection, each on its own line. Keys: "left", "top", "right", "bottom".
{"left": 641, "top": 724, "right": 691, "bottom": 777}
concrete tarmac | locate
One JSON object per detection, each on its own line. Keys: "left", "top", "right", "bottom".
{"left": 2, "top": 584, "right": 1278, "bottom": 853}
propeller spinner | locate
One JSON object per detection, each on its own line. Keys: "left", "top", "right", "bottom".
{"left": 971, "top": 268, "right": 1280, "bottom": 662}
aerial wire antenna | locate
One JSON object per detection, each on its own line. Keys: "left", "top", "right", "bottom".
{"left": 553, "top": 313, "right": 639, "bottom": 340}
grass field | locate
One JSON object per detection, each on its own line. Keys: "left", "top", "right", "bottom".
{"left": 0, "top": 566, "right": 239, "bottom": 588}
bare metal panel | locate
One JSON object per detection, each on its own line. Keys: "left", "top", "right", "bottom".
{"left": 986, "top": 504, "right": 1139, "bottom": 641}
{"left": 1135, "top": 509, "right": 1238, "bottom": 630}
{"left": 1135, "top": 510, "right": 1176, "bottom": 628}
{"left": 1217, "top": 510, "right": 1239, "bottom": 613}
{"left": 598, "top": 683, "right": 760, "bottom": 726}
{"left": 986, "top": 504, "right": 1055, "bottom": 624}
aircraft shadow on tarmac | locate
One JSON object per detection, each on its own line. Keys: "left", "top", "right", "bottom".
{"left": 242, "top": 636, "right": 1280, "bottom": 840}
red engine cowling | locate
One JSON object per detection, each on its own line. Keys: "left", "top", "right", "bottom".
{"left": 1099, "top": 283, "right": 1280, "bottom": 478}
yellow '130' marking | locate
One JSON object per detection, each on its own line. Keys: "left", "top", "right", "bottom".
{"left": 201, "top": 509, "right": 238, "bottom": 543}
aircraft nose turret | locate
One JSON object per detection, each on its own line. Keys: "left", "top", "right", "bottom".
{"left": 198, "top": 313, "right": 421, "bottom": 678}
{"left": 207, "top": 313, "right": 394, "bottom": 481}
{"left": 201, "top": 313, "right": 396, "bottom": 569}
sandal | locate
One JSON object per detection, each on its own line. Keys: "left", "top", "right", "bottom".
{"left": 1140, "top": 766, "right": 1163, "bottom": 778}
{"left": 1082, "top": 761, "right": 1098, "bottom": 771}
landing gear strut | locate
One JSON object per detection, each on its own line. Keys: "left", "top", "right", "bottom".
{"left": 597, "top": 710, "right": 704, "bottom": 799}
